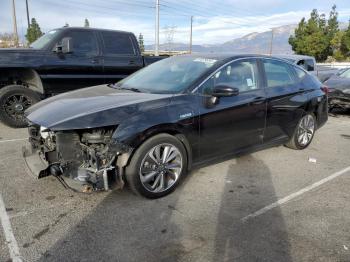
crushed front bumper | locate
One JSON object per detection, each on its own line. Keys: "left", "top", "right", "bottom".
{"left": 22, "top": 145, "right": 50, "bottom": 179}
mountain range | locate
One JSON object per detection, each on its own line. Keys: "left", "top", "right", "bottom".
{"left": 145, "top": 23, "right": 348, "bottom": 54}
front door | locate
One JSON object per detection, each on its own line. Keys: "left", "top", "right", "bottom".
{"left": 42, "top": 30, "right": 104, "bottom": 94}
{"left": 197, "top": 58, "right": 267, "bottom": 160}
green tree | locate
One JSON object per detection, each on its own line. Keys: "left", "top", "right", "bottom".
{"left": 138, "top": 33, "right": 145, "bottom": 52}
{"left": 331, "top": 31, "right": 345, "bottom": 60}
{"left": 84, "top": 18, "right": 90, "bottom": 28}
{"left": 341, "top": 21, "right": 350, "bottom": 58}
{"left": 289, "top": 8, "right": 334, "bottom": 61}
{"left": 326, "top": 5, "right": 340, "bottom": 56}
{"left": 25, "top": 18, "right": 43, "bottom": 44}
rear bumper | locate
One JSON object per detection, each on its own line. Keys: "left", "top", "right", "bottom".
{"left": 22, "top": 145, "right": 50, "bottom": 179}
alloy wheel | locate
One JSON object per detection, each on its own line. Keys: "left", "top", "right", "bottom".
{"left": 139, "top": 143, "right": 183, "bottom": 193}
{"left": 3, "top": 94, "right": 33, "bottom": 122}
{"left": 297, "top": 114, "right": 315, "bottom": 146}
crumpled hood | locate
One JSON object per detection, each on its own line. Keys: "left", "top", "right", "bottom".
{"left": 26, "top": 85, "right": 172, "bottom": 130}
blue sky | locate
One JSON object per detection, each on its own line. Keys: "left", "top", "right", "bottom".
{"left": 1, "top": 0, "right": 350, "bottom": 45}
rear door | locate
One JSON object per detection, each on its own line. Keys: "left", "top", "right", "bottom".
{"left": 42, "top": 29, "right": 104, "bottom": 94}
{"left": 100, "top": 31, "right": 143, "bottom": 84}
{"left": 197, "top": 58, "right": 267, "bottom": 159}
{"left": 262, "top": 58, "right": 307, "bottom": 142}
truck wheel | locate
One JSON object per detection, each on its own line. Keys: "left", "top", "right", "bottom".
{"left": 0, "top": 85, "right": 41, "bottom": 128}
{"left": 285, "top": 113, "right": 316, "bottom": 150}
{"left": 125, "top": 134, "right": 188, "bottom": 199}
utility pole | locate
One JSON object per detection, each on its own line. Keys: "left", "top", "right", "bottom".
{"left": 25, "top": 0, "right": 30, "bottom": 29}
{"left": 11, "top": 0, "right": 19, "bottom": 47}
{"left": 155, "top": 0, "right": 160, "bottom": 56}
{"left": 269, "top": 28, "right": 274, "bottom": 55}
{"left": 189, "top": 16, "right": 193, "bottom": 54}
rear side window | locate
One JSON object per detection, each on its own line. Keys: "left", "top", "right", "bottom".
{"left": 101, "top": 32, "right": 135, "bottom": 55}
{"left": 263, "top": 60, "right": 295, "bottom": 88}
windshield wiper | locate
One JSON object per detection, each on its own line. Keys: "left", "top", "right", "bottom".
{"left": 108, "top": 84, "right": 141, "bottom": 93}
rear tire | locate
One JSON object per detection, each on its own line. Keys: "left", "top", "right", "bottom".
{"left": 285, "top": 113, "right": 316, "bottom": 150}
{"left": 125, "top": 133, "right": 188, "bottom": 199}
{"left": 0, "top": 85, "right": 41, "bottom": 128}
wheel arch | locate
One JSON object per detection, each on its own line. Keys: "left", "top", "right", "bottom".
{"left": 115, "top": 124, "right": 193, "bottom": 171}
{"left": 0, "top": 68, "right": 44, "bottom": 94}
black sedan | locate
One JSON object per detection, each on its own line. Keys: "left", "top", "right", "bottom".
{"left": 324, "top": 68, "right": 350, "bottom": 110}
{"left": 23, "top": 54, "right": 328, "bottom": 198}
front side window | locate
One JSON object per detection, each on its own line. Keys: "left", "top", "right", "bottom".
{"left": 201, "top": 60, "right": 259, "bottom": 95}
{"left": 58, "top": 31, "right": 98, "bottom": 56}
{"left": 263, "top": 60, "right": 295, "bottom": 88}
{"left": 101, "top": 32, "right": 135, "bottom": 55}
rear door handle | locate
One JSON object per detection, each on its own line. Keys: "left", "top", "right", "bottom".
{"left": 129, "top": 60, "right": 136, "bottom": 65}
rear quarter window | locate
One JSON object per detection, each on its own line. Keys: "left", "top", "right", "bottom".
{"left": 101, "top": 32, "right": 136, "bottom": 55}
{"left": 293, "top": 66, "right": 307, "bottom": 81}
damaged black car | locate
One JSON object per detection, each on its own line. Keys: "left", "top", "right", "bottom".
{"left": 23, "top": 54, "right": 328, "bottom": 198}
{"left": 324, "top": 67, "right": 350, "bottom": 111}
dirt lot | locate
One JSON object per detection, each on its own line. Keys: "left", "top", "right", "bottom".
{"left": 0, "top": 113, "right": 350, "bottom": 262}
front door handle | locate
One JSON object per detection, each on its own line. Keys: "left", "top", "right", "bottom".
{"left": 91, "top": 58, "right": 99, "bottom": 64}
{"left": 251, "top": 96, "right": 265, "bottom": 105}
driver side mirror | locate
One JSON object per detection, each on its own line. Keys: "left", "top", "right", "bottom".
{"left": 54, "top": 37, "right": 73, "bottom": 54}
{"left": 212, "top": 84, "right": 239, "bottom": 97}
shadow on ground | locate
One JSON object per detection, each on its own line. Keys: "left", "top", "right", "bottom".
{"left": 37, "top": 153, "right": 292, "bottom": 262}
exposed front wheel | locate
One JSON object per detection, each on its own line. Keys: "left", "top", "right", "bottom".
{"left": 125, "top": 134, "right": 188, "bottom": 198}
{"left": 285, "top": 113, "right": 316, "bottom": 150}
{"left": 0, "top": 85, "right": 41, "bottom": 128}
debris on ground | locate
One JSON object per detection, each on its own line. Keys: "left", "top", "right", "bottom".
{"left": 308, "top": 157, "right": 317, "bottom": 163}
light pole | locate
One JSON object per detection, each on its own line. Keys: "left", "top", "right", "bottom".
{"left": 11, "top": 0, "right": 19, "bottom": 47}
{"left": 155, "top": 0, "right": 160, "bottom": 56}
{"left": 26, "top": 0, "right": 30, "bottom": 29}
{"left": 189, "top": 16, "right": 193, "bottom": 54}
{"left": 269, "top": 28, "right": 274, "bottom": 55}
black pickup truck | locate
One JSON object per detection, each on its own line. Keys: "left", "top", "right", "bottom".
{"left": 0, "top": 27, "right": 165, "bottom": 127}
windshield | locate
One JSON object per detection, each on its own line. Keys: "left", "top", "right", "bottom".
{"left": 117, "top": 56, "right": 218, "bottom": 94}
{"left": 30, "top": 29, "right": 61, "bottom": 49}
{"left": 339, "top": 68, "right": 350, "bottom": 78}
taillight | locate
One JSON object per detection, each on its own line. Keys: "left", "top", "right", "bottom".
{"left": 321, "top": 86, "right": 329, "bottom": 95}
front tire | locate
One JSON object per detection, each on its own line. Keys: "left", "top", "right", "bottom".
{"left": 285, "top": 113, "right": 316, "bottom": 150}
{"left": 125, "top": 134, "right": 188, "bottom": 198}
{"left": 0, "top": 85, "right": 41, "bottom": 128}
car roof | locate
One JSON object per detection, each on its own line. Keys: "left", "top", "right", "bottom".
{"left": 53, "top": 27, "right": 133, "bottom": 35}
{"left": 177, "top": 53, "right": 293, "bottom": 63}
{"left": 274, "top": 54, "right": 315, "bottom": 61}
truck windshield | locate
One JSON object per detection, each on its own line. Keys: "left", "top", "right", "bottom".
{"left": 30, "top": 29, "right": 61, "bottom": 49}
{"left": 116, "top": 56, "right": 218, "bottom": 94}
